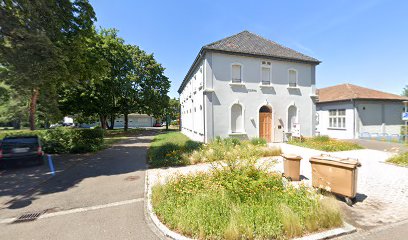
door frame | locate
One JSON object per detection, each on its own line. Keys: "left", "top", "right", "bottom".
{"left": 258, "top": 104, "right": 273, "bottom": 142}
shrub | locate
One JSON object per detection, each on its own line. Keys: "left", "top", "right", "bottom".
{"left": 0, "top": 128, "right": 104, "bottom": 154}
{"left": 152, "top": 164, "right": 343, "bottom": 239}
{"left": 288, "top": 136, "right": 362, "bottom": 152}
{"left": 250, "top": 137, "right": 267, "bottom": 146}
{"left": 387, "top": 152, "right": 408, "bottom": 166}
{"left": 149, "top": 133, "right": 282, "bottom": 168}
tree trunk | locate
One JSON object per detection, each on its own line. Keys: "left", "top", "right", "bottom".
{"left": 100, "top": 115, "right": 107, "bottom": 129}
{"left": 124, "top": 113, "right": 129, "bottom": 131}
{"left": 108, "top": 115, "right": 115, "bottom": 130}
{"left": 29, "top": 88, "right": 39, "bottom": 130}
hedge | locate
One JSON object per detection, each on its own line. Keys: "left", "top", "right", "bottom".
{"left": 0, "top": 128, "right": 105, "bottom": 154}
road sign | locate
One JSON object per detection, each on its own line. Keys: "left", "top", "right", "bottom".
{"left": 403, "top": 112, "right": 408, "bottom": 121}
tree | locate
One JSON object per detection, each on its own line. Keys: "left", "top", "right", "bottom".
{"left": 120, "top": 45, "right": 170, "bottom": 131}
{"left": 163, "top": 98, "right": 180, "bottom": 129}
{"left": 403, "top": 85, "right": 408, "bottom": 97}
{"left": 59, "top": 28, "right": 132, "bottom": 129}
{"left": 0, "top": 0, "right": 96, "bottom": 130}
{"left": 0, "top": 84, "right": 28, "bottom": 129}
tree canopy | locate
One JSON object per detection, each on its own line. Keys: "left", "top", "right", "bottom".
{"left": 0, "top": 1, "right": 170, "bottom": 130}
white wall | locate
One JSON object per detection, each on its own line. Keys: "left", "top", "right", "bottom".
{"left": 180, "top": 61, "right": 205, "bottom": 142}
{"left": 316, "top": 102, "right": 355, "bottom": 139}
{"left": 114, "top": 114, "right": 155, "bottom": 128}
{"left": 205, "top": 52, "right": 316, "bottom": 142}
{"left": 356, "top": 101, "right": 404, "bottom": 136}
{"left": 316, "top": 100, "right": 405, "bottom": 139}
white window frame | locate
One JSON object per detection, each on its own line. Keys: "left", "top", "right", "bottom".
{"left": 288, "top": 68, "right": 298, "bottom": 88}
{"left": 260, "top": 61, "right": 272, "bottom": 86}
{"left": 328, "top": 109, "right": 346, "bottom": 129}
{"left": 230, "top": 63, "right": 244, "bottom": 85}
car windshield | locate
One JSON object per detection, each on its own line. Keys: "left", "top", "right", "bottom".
{"left": 1, "top": 137, "right": 39, "bottom": 150}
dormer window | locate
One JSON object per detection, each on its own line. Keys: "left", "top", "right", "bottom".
{"left": 231, "top": 64, "right": 242, "bottom": 83}
{"left": 288, "top": 69, "right": 298, "bottom": 87}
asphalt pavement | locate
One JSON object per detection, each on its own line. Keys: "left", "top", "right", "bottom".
{"left": 0, "top": 131, "right": 163, "bottom": 240}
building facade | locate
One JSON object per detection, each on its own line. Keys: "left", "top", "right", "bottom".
{"left": 316, "top": 84, "right": 407, "bottom": 139}
{"left": 179, "top": 31, "right": 320, "bottom": 142}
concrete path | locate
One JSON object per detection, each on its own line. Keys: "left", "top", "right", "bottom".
{"left": 0, "top": 131, "right": 163, "bottom": 240}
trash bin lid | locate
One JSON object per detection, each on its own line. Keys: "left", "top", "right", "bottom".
{"left": 281, "top": 154, "right": 302, "bottom": 160}
{"left": 309, "top": 154, "right": 361, "bottom": 169}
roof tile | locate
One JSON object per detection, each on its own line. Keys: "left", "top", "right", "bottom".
{"left": 317, "top": 84, "right": 408, "bottom": 103}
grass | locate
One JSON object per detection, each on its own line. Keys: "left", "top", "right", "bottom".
{"left": 152, "top": 163, "right": 343, "bottom": 239}
{"left": 148, "top": 132, "right": 282, "bottom": 168}
{"left": 288, "top": 135, "right": 363, "bottom": 152}
{"left": 387, "top": 152, "right": 408, "bottom": 167}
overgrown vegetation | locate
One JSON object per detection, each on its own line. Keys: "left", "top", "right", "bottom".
{"left": 0, "top": 128, "right": 104, "bottom": 153}
{"left": 387, "top": 152, "right": 408, "bottom": 167}
{"left": 288, "top": 135, "right": 363, "bottom": 152}
{"left": 152, "top": 160, "right": 343, "bottom": 239}
{"left": 148, "top": 132, "right": 281, "bottom": 168}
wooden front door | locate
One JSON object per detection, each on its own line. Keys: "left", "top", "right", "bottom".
{"left": 259, "top": 111, "right": 272, "bottom": 142}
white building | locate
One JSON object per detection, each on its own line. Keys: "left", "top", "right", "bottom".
{"left": 178, "top": 31, "right": 320, "bottom": 143}
{"left": 113, "top": 114, "right": 156, "bottom": 128}
{"left": 316, "top": 84, "right": 408, "bottom": 139}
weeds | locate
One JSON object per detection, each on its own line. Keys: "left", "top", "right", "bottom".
{"left": 288, "top": 135, "right": 362, "bottom": 152}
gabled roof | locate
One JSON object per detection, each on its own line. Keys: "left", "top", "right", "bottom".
{"left": 317, "top": 83, "right": 408, "bottom": 103}
{"left": 203, "top": 31, "right": 320, "bottom": 63}
{"left": 178, "top": 31, "right": 320, "bottom": 93}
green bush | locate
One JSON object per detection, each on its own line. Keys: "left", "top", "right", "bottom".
{"left": 152, "top": 164, "right": 343, "bottom": 239}
{"left": 0, "top": 128, "right": 104, "bottom": 154}
{"left": 250, "top": 137, "right": 267, "bottom": 146}
{"left": 387, "top": 152, "right": 408, "bottom": 166}
{"left": 288, "top": 136, "right": 362, "bottom": 152}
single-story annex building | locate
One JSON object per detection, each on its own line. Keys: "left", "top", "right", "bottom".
{"left": 316, "top": 83, "right": 408, "bottom": 139}
{"left": 178, "top": 31, "right": 320, "bottom": 143}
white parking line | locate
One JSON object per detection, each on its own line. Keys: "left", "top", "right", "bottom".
{"left": 0, "top": 198, "right": 143, "bottom": 224}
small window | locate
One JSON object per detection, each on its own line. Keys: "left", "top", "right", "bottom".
{"left": 200, "top": 105, "right": 203, "bottom": 110}
{"left": 288, "top": 69, "right": 297, "bottom": 87}
{"left": 329, "top": 109, "right": 346, "bottom": 129}
{"left": 261, "top": 66, "right": 271, "bottom": 85}
{"left": 231, "top": 64, "right": 242, "bottom": 83}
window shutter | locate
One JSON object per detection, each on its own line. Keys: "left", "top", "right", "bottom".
{"left": 232, "top": 65, "right": 241, "bottom": 83}
{"left": 289, "top": 70, "right": 297, "bottom": 87}
{"left": 261, "top": 67, "right": 270, "bottom": 84}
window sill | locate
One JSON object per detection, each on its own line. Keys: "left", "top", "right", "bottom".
{"left": 229, "top": 132, "right": 247, "bottom": 135}
{"left": 259, "top": 84, "right": 274, "bottom": 88}
{"left": 327, "top": 128, "right": 347, "bottom": 131}
{"left": 203, "top": 88, "right": 214, "bottom": 93}
{"left": 287, "top": 86, "right": 299, "bottom": 89}
{"left": 229, "top": 82, "right": 245, "bottom": 86}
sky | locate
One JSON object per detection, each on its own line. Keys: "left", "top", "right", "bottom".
{"left": 89, "top": 0, "right": 408, "bottom": 98}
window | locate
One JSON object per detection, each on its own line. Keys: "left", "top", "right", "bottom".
{"left": 329, "top": 109, "right": 346, "bottom": 128}
{"left": 231, "top": 104, "right": 243, "bottom": 133}
{"left": 288, "top": 105, "right": 297, "bottom": 132}
{"left": 288, "top": 69, "right": 297, "bottom": 87}
{"left": 231, "top": 64, "right": 242, "bottom": 83}
{"left": 261, "top": 66, "right": 271, "bottom": 85}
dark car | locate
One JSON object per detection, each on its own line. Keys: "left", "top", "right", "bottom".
{"left": 0, "top": 136, "right": 45, "bottom": 168}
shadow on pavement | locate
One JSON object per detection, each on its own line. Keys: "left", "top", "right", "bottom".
{"left": 0, "top": 129, "right": 160, "bottom": 210}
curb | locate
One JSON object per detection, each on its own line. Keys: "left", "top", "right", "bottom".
{"left": 145, "top": 169, "right": 192, "bottom": 240}
{"left": 145, "top": 169, "right": 357, "bottom": 240}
